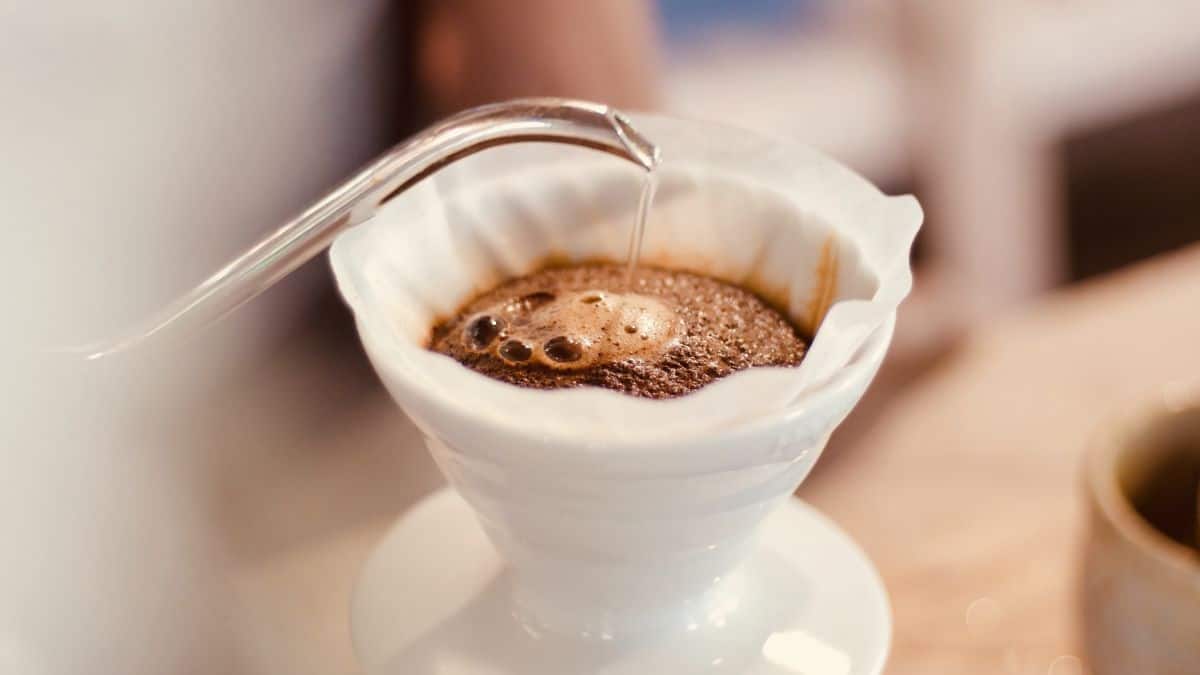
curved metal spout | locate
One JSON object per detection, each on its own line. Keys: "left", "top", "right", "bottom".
{"left": 78, "top": 98, "right": 659, "bottom": 359}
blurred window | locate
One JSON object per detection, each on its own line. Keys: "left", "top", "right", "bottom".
{"left": 656, "top": 0, "right": 822, "bottom": 44}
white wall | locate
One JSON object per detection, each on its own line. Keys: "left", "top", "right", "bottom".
{"left": 0, "top": 3, "right": 399, "bottom": 673}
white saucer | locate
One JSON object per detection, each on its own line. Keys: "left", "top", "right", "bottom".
{"left": 351, "top": 489, "right": 891, "bottom": 675}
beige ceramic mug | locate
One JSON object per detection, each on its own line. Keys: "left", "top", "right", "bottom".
{"left": 1082, "top": 387, "right": 1200, "bottom": 675}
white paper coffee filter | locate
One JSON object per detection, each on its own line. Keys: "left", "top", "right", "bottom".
{"left": 331, "top": 114, "right": 921, "bottom": 443}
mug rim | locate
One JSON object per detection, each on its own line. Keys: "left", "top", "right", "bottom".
{"left": 1085, "top": 387, "right": 1200, "bottom": 579}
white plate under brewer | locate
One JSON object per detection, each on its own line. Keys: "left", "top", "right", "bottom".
{"left": 351, "top": 488, "right": 890, "bottom": 675}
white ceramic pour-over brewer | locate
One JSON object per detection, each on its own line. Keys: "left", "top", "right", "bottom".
{"left": 332, "top": 113, "right": 921, "bottom": 673}
{"left": 105, "top": 98, "right": 918, "bottom": 674}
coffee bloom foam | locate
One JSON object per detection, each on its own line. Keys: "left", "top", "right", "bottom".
{"left": 461, "top": 290, "right": 681, "bottom": 370}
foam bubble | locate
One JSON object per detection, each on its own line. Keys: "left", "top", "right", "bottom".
{"left": 463, "top": 289, "right": 681, "bottom": 370}
{"left": 498, "top": 339, "right": 533, "bottom": 362}
{"left": 465, "top": 314, "right": 504, "bottom": 350}
{"left": 543, "top": 336, "right": 584, "bottom": 363}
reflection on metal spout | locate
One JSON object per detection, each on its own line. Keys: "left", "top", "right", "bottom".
{"left": 610, "top": 111, "right": 661, "bottom": 171}
{"left": 73, "top": 98, "right": 660, "bottom": 360}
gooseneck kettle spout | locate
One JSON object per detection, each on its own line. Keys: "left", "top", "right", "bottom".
{"left": 79, "top": 99, "right": 660, "bottom": 359}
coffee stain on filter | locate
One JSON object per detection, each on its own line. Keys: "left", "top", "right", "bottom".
{"left": 804, "top": 237, "right": 838, "bottom": 335}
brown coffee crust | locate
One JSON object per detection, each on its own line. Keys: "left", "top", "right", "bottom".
{"left": 429, "top": 264, "right": 808, "bottom": 399}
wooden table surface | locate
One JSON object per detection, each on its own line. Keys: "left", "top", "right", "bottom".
{"left": 214, "top": 244, "right": 1200, "bottom": 675}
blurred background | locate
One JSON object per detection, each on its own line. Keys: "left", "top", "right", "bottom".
{"left": 4, "top": 1, "right": 1200, "bottom": 674}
